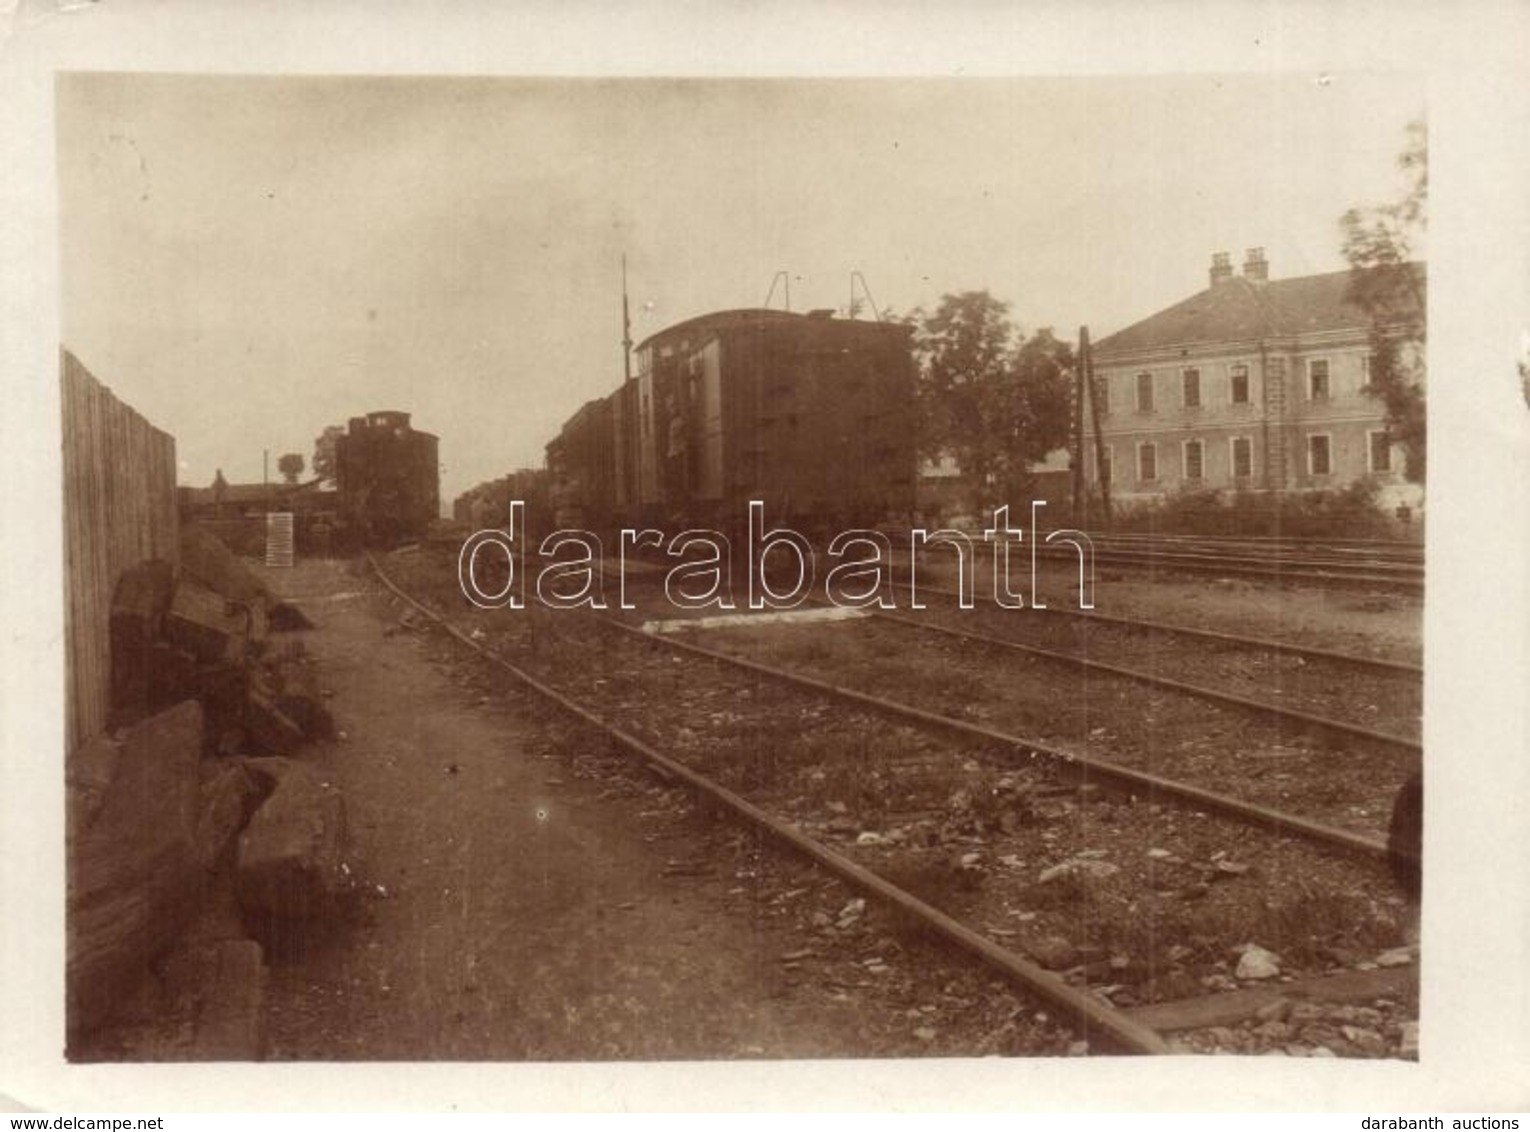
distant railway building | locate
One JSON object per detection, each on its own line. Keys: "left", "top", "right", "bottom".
{"left": 1086, "top": 250, "right": 1424, "bottom": 509}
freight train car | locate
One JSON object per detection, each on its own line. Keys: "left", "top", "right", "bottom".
{"left": 546, "top": 397, "right": 616, "bottom": 531}
{"left": 547, "top": 308, "right": 917, "bottom": 541}
{"left": 334, "top": 410, "right": 440, "bottom": 548}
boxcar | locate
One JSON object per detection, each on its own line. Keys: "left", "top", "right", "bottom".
{"left": 546, "top": 397, "right": 617, "bottom": 530}
{"left": 550, "top": 308, "right": 916, "bottom": 541}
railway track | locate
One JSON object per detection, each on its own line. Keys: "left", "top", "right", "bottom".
{"left": 1084, "top": 531, "right": 1423, "bottom": 563}
{"left": 977, "top": 534, "right": 1426, "bottom": 592}
{"left": 605, "top": 598, "right": 1409, "bottom": 849}
{"left": 370, "top": 552, "right": 1419, "bottom": 1058}
{"left": 1064, "top": 549, "right": 1419, "bottom": 592}
{"left": 855, "top": 578, "right": 1422, "bottom": 749}
{"left": 609, "top": 569, "right": 1419, "bottom": 836}
{"left": 1010, "top": 601, "right": 1421, "bottom": 677}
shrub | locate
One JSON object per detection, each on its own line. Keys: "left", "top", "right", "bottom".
{"left": 1109, "top": 480, "right": 1403, "bottom": 539}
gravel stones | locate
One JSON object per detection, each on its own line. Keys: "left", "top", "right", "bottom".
{"left": 1235, "top": 945, "right": 1281, "bottom": 980}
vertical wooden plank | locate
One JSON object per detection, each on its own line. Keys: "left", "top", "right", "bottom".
{"left": 89, "top": 373, "right": 107, "bottom": 742}
{"left": 62, "top": 357, "right": 79, "bottom": 752}
{"left": 61, "top": 353, "right": 181, "bottom": 748}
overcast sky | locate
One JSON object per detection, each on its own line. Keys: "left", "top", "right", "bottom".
{"left": 57, "top": 72, "right": 1423, "bottom": 504}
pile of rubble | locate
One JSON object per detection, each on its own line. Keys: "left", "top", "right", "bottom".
{"left": 67, "top": 527, "right": 352, "bottom": 1060}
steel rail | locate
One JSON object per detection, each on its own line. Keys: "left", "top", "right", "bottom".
{"left": 849, "top": 602, "right": 1423, "bottom": 754}
{"left": 908, "top": 541, "right": 1423, "bottom": 593}
{"left": 940, "top": 532, "right": 1424, "bottom": 572}
{"left": 625, "top": 566, "right": 1423, "bottom": 677}
{"left": 367, "top": 553, "right": 1171, "bottom": 1056}
{"left": 1079, "top": 531, "right": 1423, "bottom": 560}
{"left": 1029, "top": 542, "right": 1422, "bottom": 578}
{"left": 1081, "top": 547, "right": 1423, "bottom": 578}
{"left": 595, "top": 615, "right": 1394, "bottom": 866}
{"left": 1043, "top": 547, "right": 1422, "bottom": 586}
{"left": 1011, "top": 601, "right": 1422, "bottom": 677}
{"left": 883, "top": 575, "right": 1422, "bottom": 676}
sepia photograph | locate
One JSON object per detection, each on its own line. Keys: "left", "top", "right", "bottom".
{"left": 4, "top": 0, "right": 1529, "bottom": 1117}
{"left": 54, "top": 67, "right": 1429, "bottom": 1062}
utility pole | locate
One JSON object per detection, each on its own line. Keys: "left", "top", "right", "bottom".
{"left": 1082, "top": 326, "right": 1112, "bottom": 528}
{"left": 1072, "top": 329, "right": 1086, "bottom": 525}
{"left": 621, "top": 254, "right": 634, "bottom": 383}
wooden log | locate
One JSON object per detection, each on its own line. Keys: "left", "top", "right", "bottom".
{"left": 245, "top": 687, "right": 305, "bottom": 754}
{"left": 68, "top": 700, "right": 205, "bottom": 1041}
{"left": 195, "top": 761, "right": 263, "bottom": 873}
{"left": 187, "top": 939, "right": 268, "bottom": 1060}
{"left": 108, "top": 559, "right": 176, "bottom": 725}
{"left": 165, "top": 580, "right": 249, "bottom": 665}
{"left": 1125, "top": 966, "right": 1419, "bottom": 1033}
{"left": 179, "top": 524, "right": 270, "bottom": 608}
{"left": 66, "top": 732, "right": 121, "bottom": 837}
{"left": 268, "top": 601, "right": 315, "bottom": 631}
{"left": 148, "top": 935, "right": 269, "bottom": 1061}
{"left": 236, "top": 760, "right": 348, "bottom": 928}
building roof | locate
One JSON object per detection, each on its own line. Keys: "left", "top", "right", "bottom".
{"left": 1094, "top": 265, "right": 1425, "bottom": 357}
{"left": 181, "top": 479, "right": 325, "bottom": 506}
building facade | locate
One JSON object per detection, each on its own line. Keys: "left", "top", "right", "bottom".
{"left": 1087, "top": 249, "right": 1423, "bottom": 507}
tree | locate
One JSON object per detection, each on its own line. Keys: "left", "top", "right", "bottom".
{"left": 1003, "top": 327, "right": 1075, "bottom": 499}
{"left": 277, "top": 452, "right": 305, "bottom": 484}
{"left": 911, "top": 291, "right": 1074, "bottom": 511}
{"left": 312, "top": 425, "right": 344, "bottom": 487}
{"left": 1341, "top": 119, "right": 1427, "bottom": 481}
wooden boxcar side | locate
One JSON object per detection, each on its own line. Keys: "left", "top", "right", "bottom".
{"left": 715, "top": 315, "right": 916, "bottom": 537}
{"left": 555, "top": 308, "right": 916, "bottom": 540}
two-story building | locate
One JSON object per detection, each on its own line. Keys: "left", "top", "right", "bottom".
{"left": 1086, "top": 249, "right": 1423, "bottom": 508}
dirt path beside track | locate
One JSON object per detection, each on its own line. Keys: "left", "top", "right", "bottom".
{"left": 257, "top": 558, "right": 1058, "bottom": 1060}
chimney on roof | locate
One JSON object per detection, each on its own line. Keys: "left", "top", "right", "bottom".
{"left": 1209, "top": 251, "right": 1234, "bottom": 287}
{"left": 1243, "top": 247, "right": 1268, "bottom": 282}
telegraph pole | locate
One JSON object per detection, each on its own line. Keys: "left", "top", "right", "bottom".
{"left": 621, "top": 254, "right": 634, "bottom": 383}
{"left": 1072, "top": 329, "right": 1087, "bottom": 525}
{"left": 1082, "top": 326, "right": 1112, "bottom": 527}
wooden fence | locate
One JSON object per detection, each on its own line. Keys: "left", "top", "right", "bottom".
{"left": 62, "top": 350, "right": 179, "bottom": 752}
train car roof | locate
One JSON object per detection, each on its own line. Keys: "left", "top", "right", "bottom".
{"left": 633, "top": 307, "right": 902, "bottom": 354}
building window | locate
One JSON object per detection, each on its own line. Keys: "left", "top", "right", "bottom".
{"left": 1095, "top": 444, "right": 1113, "bottom": 482}
{"left": 1308, "top": 358, "right": 1331, "bottom": 401}
{"left": 1368, "top": 430, "right": 1393, "bottom": 473}
{"left": 1095, "top": 379, "right": 1110, "bottom": 416}
{"left": 1136, "top": 372, "right": 1154, "bottom": 413}
{"left": 1182, "top": 368, "right": 1201, "bottom": 408}
{"left": 1183, "top": 439, "right": 1204, "bottom": 480}
{"left": 1231, "top": 436, "right": 1253, "bottom": 479}
{"left": 1308, "top": 433, "right": 1332, "bottom": 477}
{"left": 1360, "top": 353, "right": 1372, "bottom": 389}
{"left": 1138, "top": 442, "right": 1157, "bottom": 482}
{"left": 1230, "top": 364, "right": 1250, "bottom": 405}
